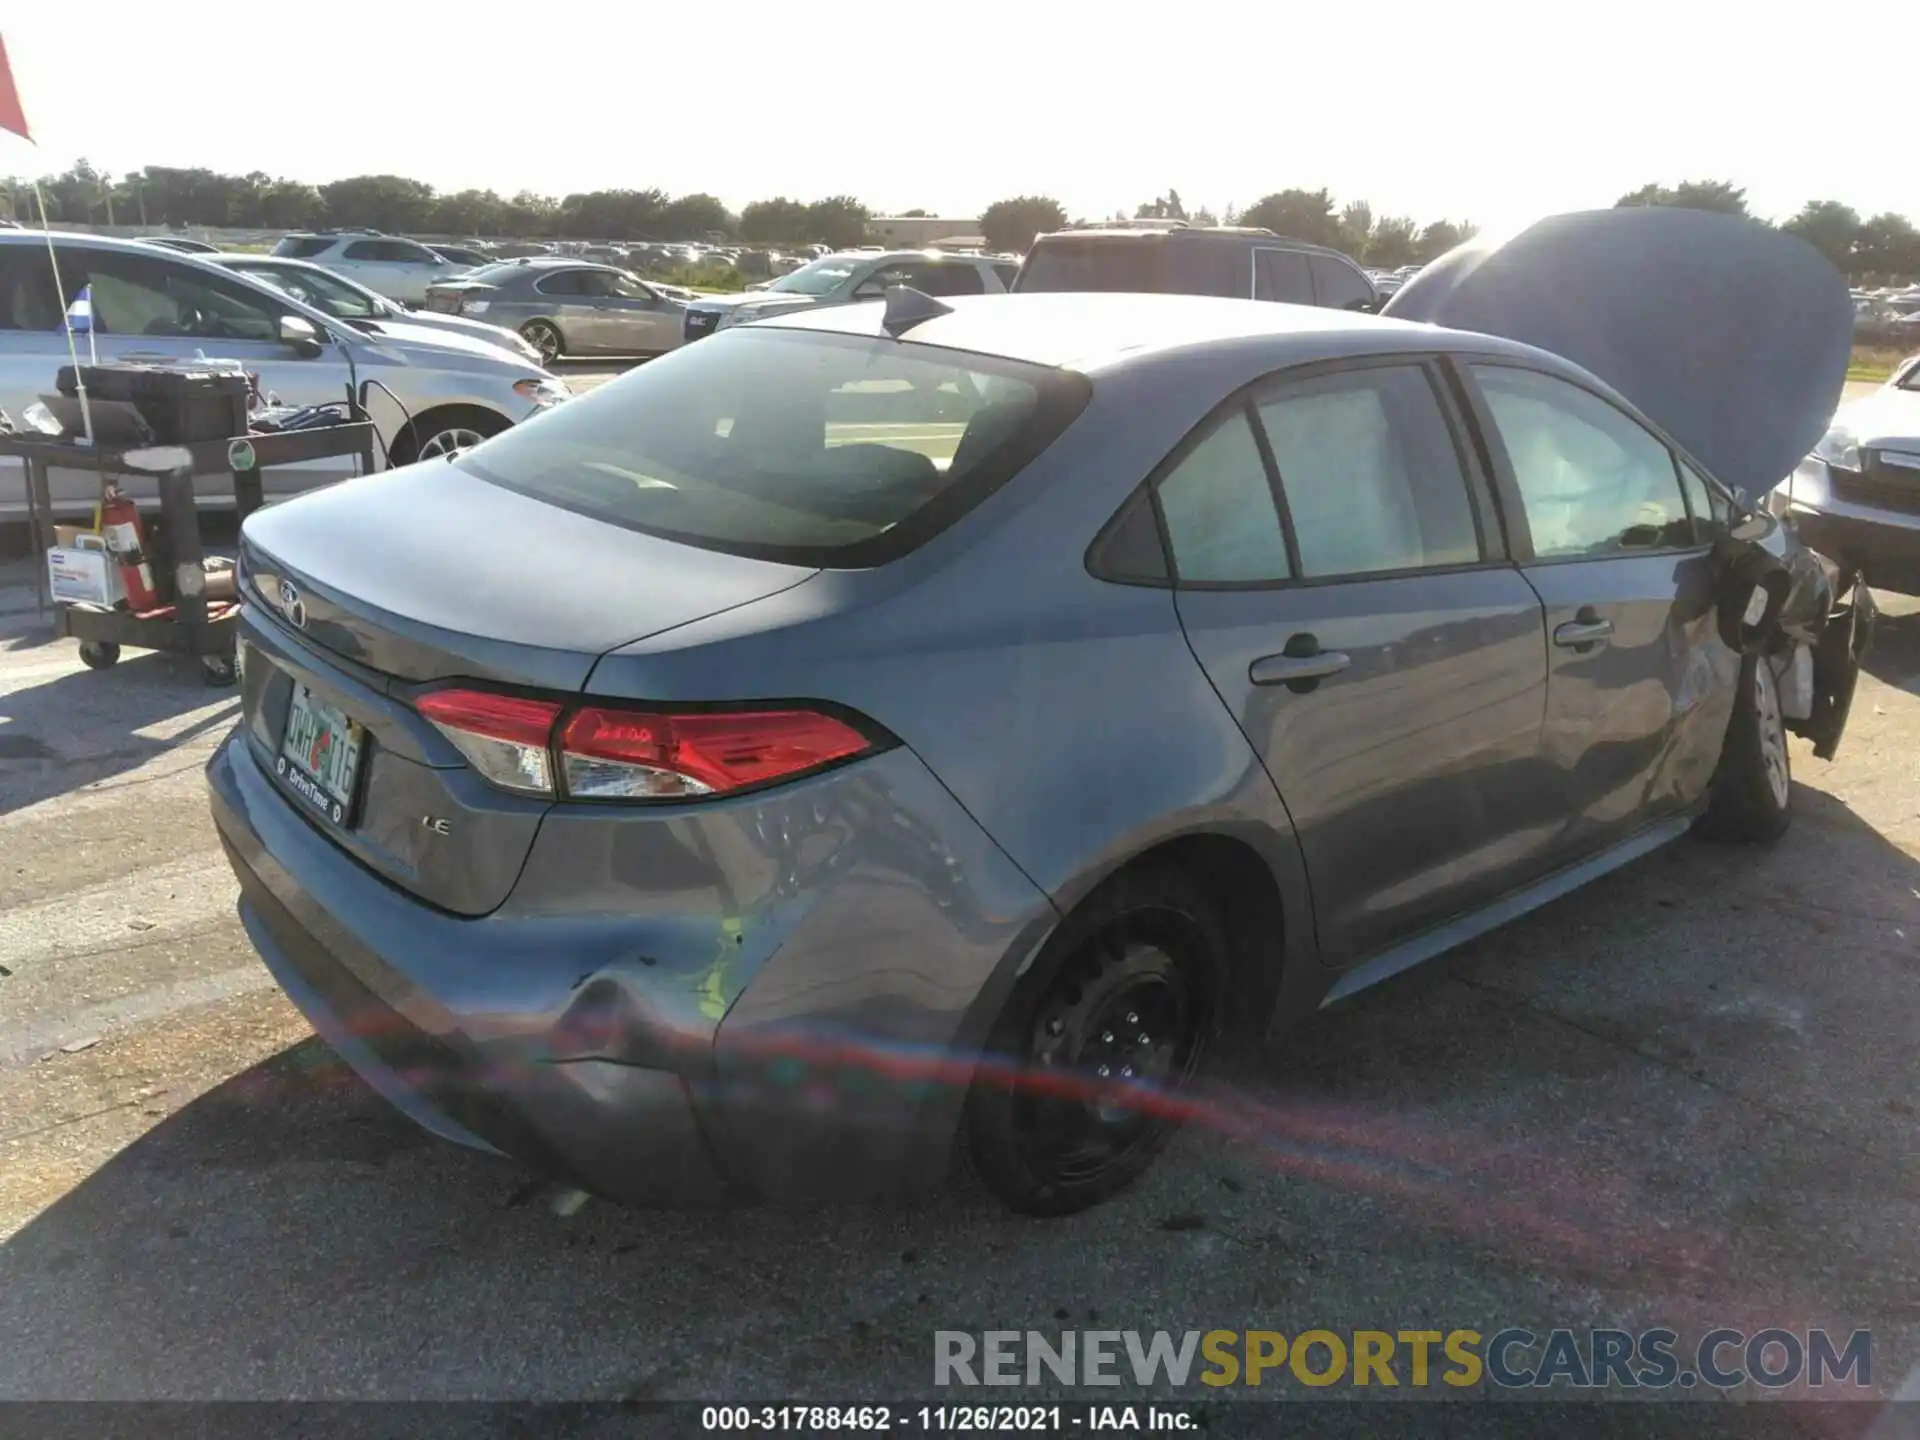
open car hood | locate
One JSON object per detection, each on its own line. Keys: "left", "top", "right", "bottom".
{"left": 1384, "top": 208, "right": 1853, "bottom": 494}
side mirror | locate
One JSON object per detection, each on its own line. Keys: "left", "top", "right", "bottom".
{"left": 1730, "top": 509, "right": 1778, "bottom": 544}
{"left": 279, "top": 314, "right": 325, "bottom": 357}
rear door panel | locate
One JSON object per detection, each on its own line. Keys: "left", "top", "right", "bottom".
{"left": 1179, "top": 573, "right": 1551, "bottom": 964}
{"left": 1157, "top": 357, "right": 1552, "bottom": 966}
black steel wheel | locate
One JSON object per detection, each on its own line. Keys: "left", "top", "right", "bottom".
{"left": 966, "top": 868, "right": 1225, "bottom": 1216}
{"left": 77, "top": 640, "right": 120, "bottom": 670}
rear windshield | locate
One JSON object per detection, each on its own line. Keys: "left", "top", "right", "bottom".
{"left": 272, "top": 236, "right": 334, "bottom": 259}
{"left": 456, "top": 327, "right": 1090, "bottom": 567}
{"left": 1015, "top": 237, "right": 1242, "bottom": 298}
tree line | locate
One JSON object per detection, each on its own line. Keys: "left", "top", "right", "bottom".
{"left": 4, "top": 162, "right": 1915, "bottom": 280}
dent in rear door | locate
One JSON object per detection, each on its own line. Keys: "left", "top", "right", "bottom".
{"left": 1159, "top": 359, "right": 1552, "bottom": 967}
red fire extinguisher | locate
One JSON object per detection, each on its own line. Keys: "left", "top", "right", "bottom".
{"left": 100, "top": 488, "right": 162, "bottom": 612}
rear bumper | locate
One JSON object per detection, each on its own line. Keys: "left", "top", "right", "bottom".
{"left": 211, "top": 732, "right": 735, "bottom": 1205}
{"left": 207, "top": 725, "right": 1056, "bottom": 1205}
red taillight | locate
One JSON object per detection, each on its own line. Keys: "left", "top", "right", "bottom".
{"left": 416, "top": 689, "right": 562, "bottom": 795}
{"left": 414, "top": 688, "right": 873, "bottom": 802}
{"left": 559, "top": 707, "right": 872, "bottom": 800}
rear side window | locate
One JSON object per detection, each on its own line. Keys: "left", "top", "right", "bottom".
{"left": 1253, "top": 249, "right": 1314, "bottom": 304}
{"left": 456, "top": 328, "right": 1090, "bottom": 567}
{"left": 876, "top": 261, "right": 985, "bottom": 297}
{"left": 1309, "top": 254, "right": 1375, "bottom": 311}
{"left": 1255, "top": 366, "right": 1481, "bottom": 577}
{"left": 1015, "top": 238, "right": 1240, "bottom": 298}
{"left": 1155, "top": 412, "right": 1292, "bottom": 583}
{"left": 272, "top": 236, "right": 334, "bottom": 259}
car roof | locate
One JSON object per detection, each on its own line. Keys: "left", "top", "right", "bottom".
{"left": 815, "top": 249, "right": 980, "bottom": 265}
{"left": 754, "top": 291, "right": 1534, "bottom": 376}
{"left": 1030, "top": 227, "right": 1357, "bottom": 261}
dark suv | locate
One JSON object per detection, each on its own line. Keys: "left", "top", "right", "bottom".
{"left": 1012, "top": 225, "right": 1377, "bottom": 310}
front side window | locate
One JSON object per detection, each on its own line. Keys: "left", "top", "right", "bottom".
{"left": 875, "top": 262, "right": 985, "bottom": 298}
{"left": 63, "top": 251, "right": 279, "bottom": 342}
{"left": 1676, "top": 457, "right": 1731, "bottom": 543}
{"left": 1471, "top": 365, "right": 1694, "bottom": 559}
{"left": 455, "top": 327, "right": 1087, "bottom": 565}
{"left": 1256, "top": 365, "right": 1481, "bottom": 578}
{"left": 1155, "top": 411, "right": 1292, "bottom": 583}
{"left": 236, "top": 264, "right": 376, "bottom": 318}
{"left": 767, "top": 257, "right": 861, "bottom": 296}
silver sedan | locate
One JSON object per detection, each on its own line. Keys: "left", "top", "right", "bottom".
{"left": 423, "top": 259, "right": 688, "bottom": 364}
{"left": 211, "top": 254, "right": 544, "bottom": 365}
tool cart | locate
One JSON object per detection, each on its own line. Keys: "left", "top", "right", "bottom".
{"left": 9, "top": 416, "right": 377, "bottom": 686}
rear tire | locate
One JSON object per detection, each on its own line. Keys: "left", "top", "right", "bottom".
{"left": 1698, "top": 651, "right": 1793, "bottom": 843}
{"left": 965, "top": 867, "right": 1226, "bottom": 1217}
{"left": 520, "top": 320, "right": 563, "bottom": 365}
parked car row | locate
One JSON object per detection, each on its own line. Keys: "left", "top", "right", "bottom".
{"left": 423, "top": 258, "right": 690, "bottom": 363}
{"left": 0, "top": 231, "right": 568, "bottom": 518}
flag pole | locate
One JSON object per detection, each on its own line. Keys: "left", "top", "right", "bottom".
{"left": 31, "top": 180, "right": 92, "bottom": 444}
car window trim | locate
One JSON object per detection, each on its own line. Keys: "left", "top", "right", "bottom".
{"left": 1090, "top": 351, "right": 1516, "bottom": 591}
{"left": 1453, "top": 357, "right": 1717, "bottom": 567}
{"left": 1246, "top": 355, "right": 1500, "bottom": 582}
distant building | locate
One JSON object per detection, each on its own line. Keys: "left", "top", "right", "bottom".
{"left": 868, "top": 215, "right": 985, "bottom": 249}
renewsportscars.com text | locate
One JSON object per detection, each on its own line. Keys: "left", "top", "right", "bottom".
{"left": 934, "top": 1327, "right": 1873, "bottom": 1391}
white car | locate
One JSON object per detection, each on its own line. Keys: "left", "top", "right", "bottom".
{"left": 210, "top": 254, "right": 544, "bottom": 365}
{"left": 1771, "top": 355, "right": 1920, "bottom": 595}
{"left": 681, "top": 250, "right": 1016, "bottom": 342}
{"left": 272, "top": 232, "right": 472, "bottom": 305}
{"left": 0, "top": 232, "right": 569, "bottom": 518}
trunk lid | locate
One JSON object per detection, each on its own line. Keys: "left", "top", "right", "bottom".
{"left": 423, "top": 280, "right": 497, "bottom": 314}
{"left": 236, "top": 460, "right": 816, "bottom": 914}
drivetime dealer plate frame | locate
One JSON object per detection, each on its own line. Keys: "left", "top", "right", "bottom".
{"left": 276, "top": 682, "right": 366, "bottom": 828}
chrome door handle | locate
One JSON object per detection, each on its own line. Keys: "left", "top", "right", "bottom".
{"left": 1553, "top": 618, "right": 1614, "bottom": 649}
{"left": 1250, "top": 650, "right": 1352, "bottom": 686}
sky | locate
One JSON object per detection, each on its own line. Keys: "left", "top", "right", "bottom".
{"left": 2, "top": 2, "right": 1907, "bottom": 233}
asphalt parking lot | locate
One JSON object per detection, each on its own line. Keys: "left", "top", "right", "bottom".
{"left": 0, "top": 378, "right": 1916, "bottom": 1432}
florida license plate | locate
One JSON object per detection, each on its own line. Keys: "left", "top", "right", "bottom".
{"left": 277, "top": 683, "right": 364, "bottom": 826}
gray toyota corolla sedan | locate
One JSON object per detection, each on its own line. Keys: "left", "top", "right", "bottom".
{"left": 208, "top": 209, "right": 1870, "bottom": 1216}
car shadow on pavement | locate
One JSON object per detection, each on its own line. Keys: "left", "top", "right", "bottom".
{"left": 0, "top": 777, "right": 1914, "bottom": 1413}
{"left": 1863, "top": 596, "right": 1919, "bottom": 693}
{"left": 0, "top": 625, "right": 238, "bottom": 817}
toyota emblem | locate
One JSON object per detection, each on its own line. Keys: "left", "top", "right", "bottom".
{"left": 278, "top": 579, "right": 307, "bottom": 630}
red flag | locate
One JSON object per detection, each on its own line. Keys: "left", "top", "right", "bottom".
{"left": 0, "top": 36, "right": 31, "bottom": 143}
